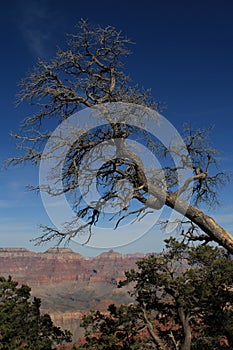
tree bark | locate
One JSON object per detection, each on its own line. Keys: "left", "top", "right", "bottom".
{"left": 178, "top": 308, "right": 192, "bottom": 350}
{"left": 147, "top": 183, "right": 233, "bottom": 253}
{"left": 142, "top": 307, "right": 166, "bottom": 350}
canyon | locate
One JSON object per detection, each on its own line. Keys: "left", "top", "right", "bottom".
{"left": 0, "top": 247, "right": 145, "bottom": 340}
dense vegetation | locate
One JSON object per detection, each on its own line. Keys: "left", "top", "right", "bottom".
{"left": 0, "top": 276, "right": 72, "bottom": 349}
{"left": 78, "top": 240, "right": 233, "bottom": 350}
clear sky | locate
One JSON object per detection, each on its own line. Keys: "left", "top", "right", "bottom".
{"left": 0, "top": 0, "right": 233, "bottom": 255}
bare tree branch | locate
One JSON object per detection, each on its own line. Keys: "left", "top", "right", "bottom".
{"left": 9, "top": 20, "right": 233, "bottom": 252}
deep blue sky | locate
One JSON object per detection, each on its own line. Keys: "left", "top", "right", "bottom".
{"left": 0, "top": 0, "right": 233, "bottom": 255}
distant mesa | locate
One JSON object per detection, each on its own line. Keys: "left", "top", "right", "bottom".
{"left": 45, "top": 247, "right": 75, "bottom": 254}
{"left": 0, "top": 248, "right": 29, "bottom": 253}
{"left": 97, "top": 249, "right": 123, "bottom": 259}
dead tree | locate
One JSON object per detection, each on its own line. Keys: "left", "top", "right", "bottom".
{"left": 9, "top": 20, "right": 233, "bottom": 252}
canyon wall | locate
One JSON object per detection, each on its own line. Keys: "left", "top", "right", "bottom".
{"left": 0, "top": 247, "right": 145, "bottom": 340}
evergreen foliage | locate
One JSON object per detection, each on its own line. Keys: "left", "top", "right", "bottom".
{"left": 79, "top": 240, "right": 233, "bottom": 350}
{"left": 0, "top": 276, "right": 72, "bottom": 349}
